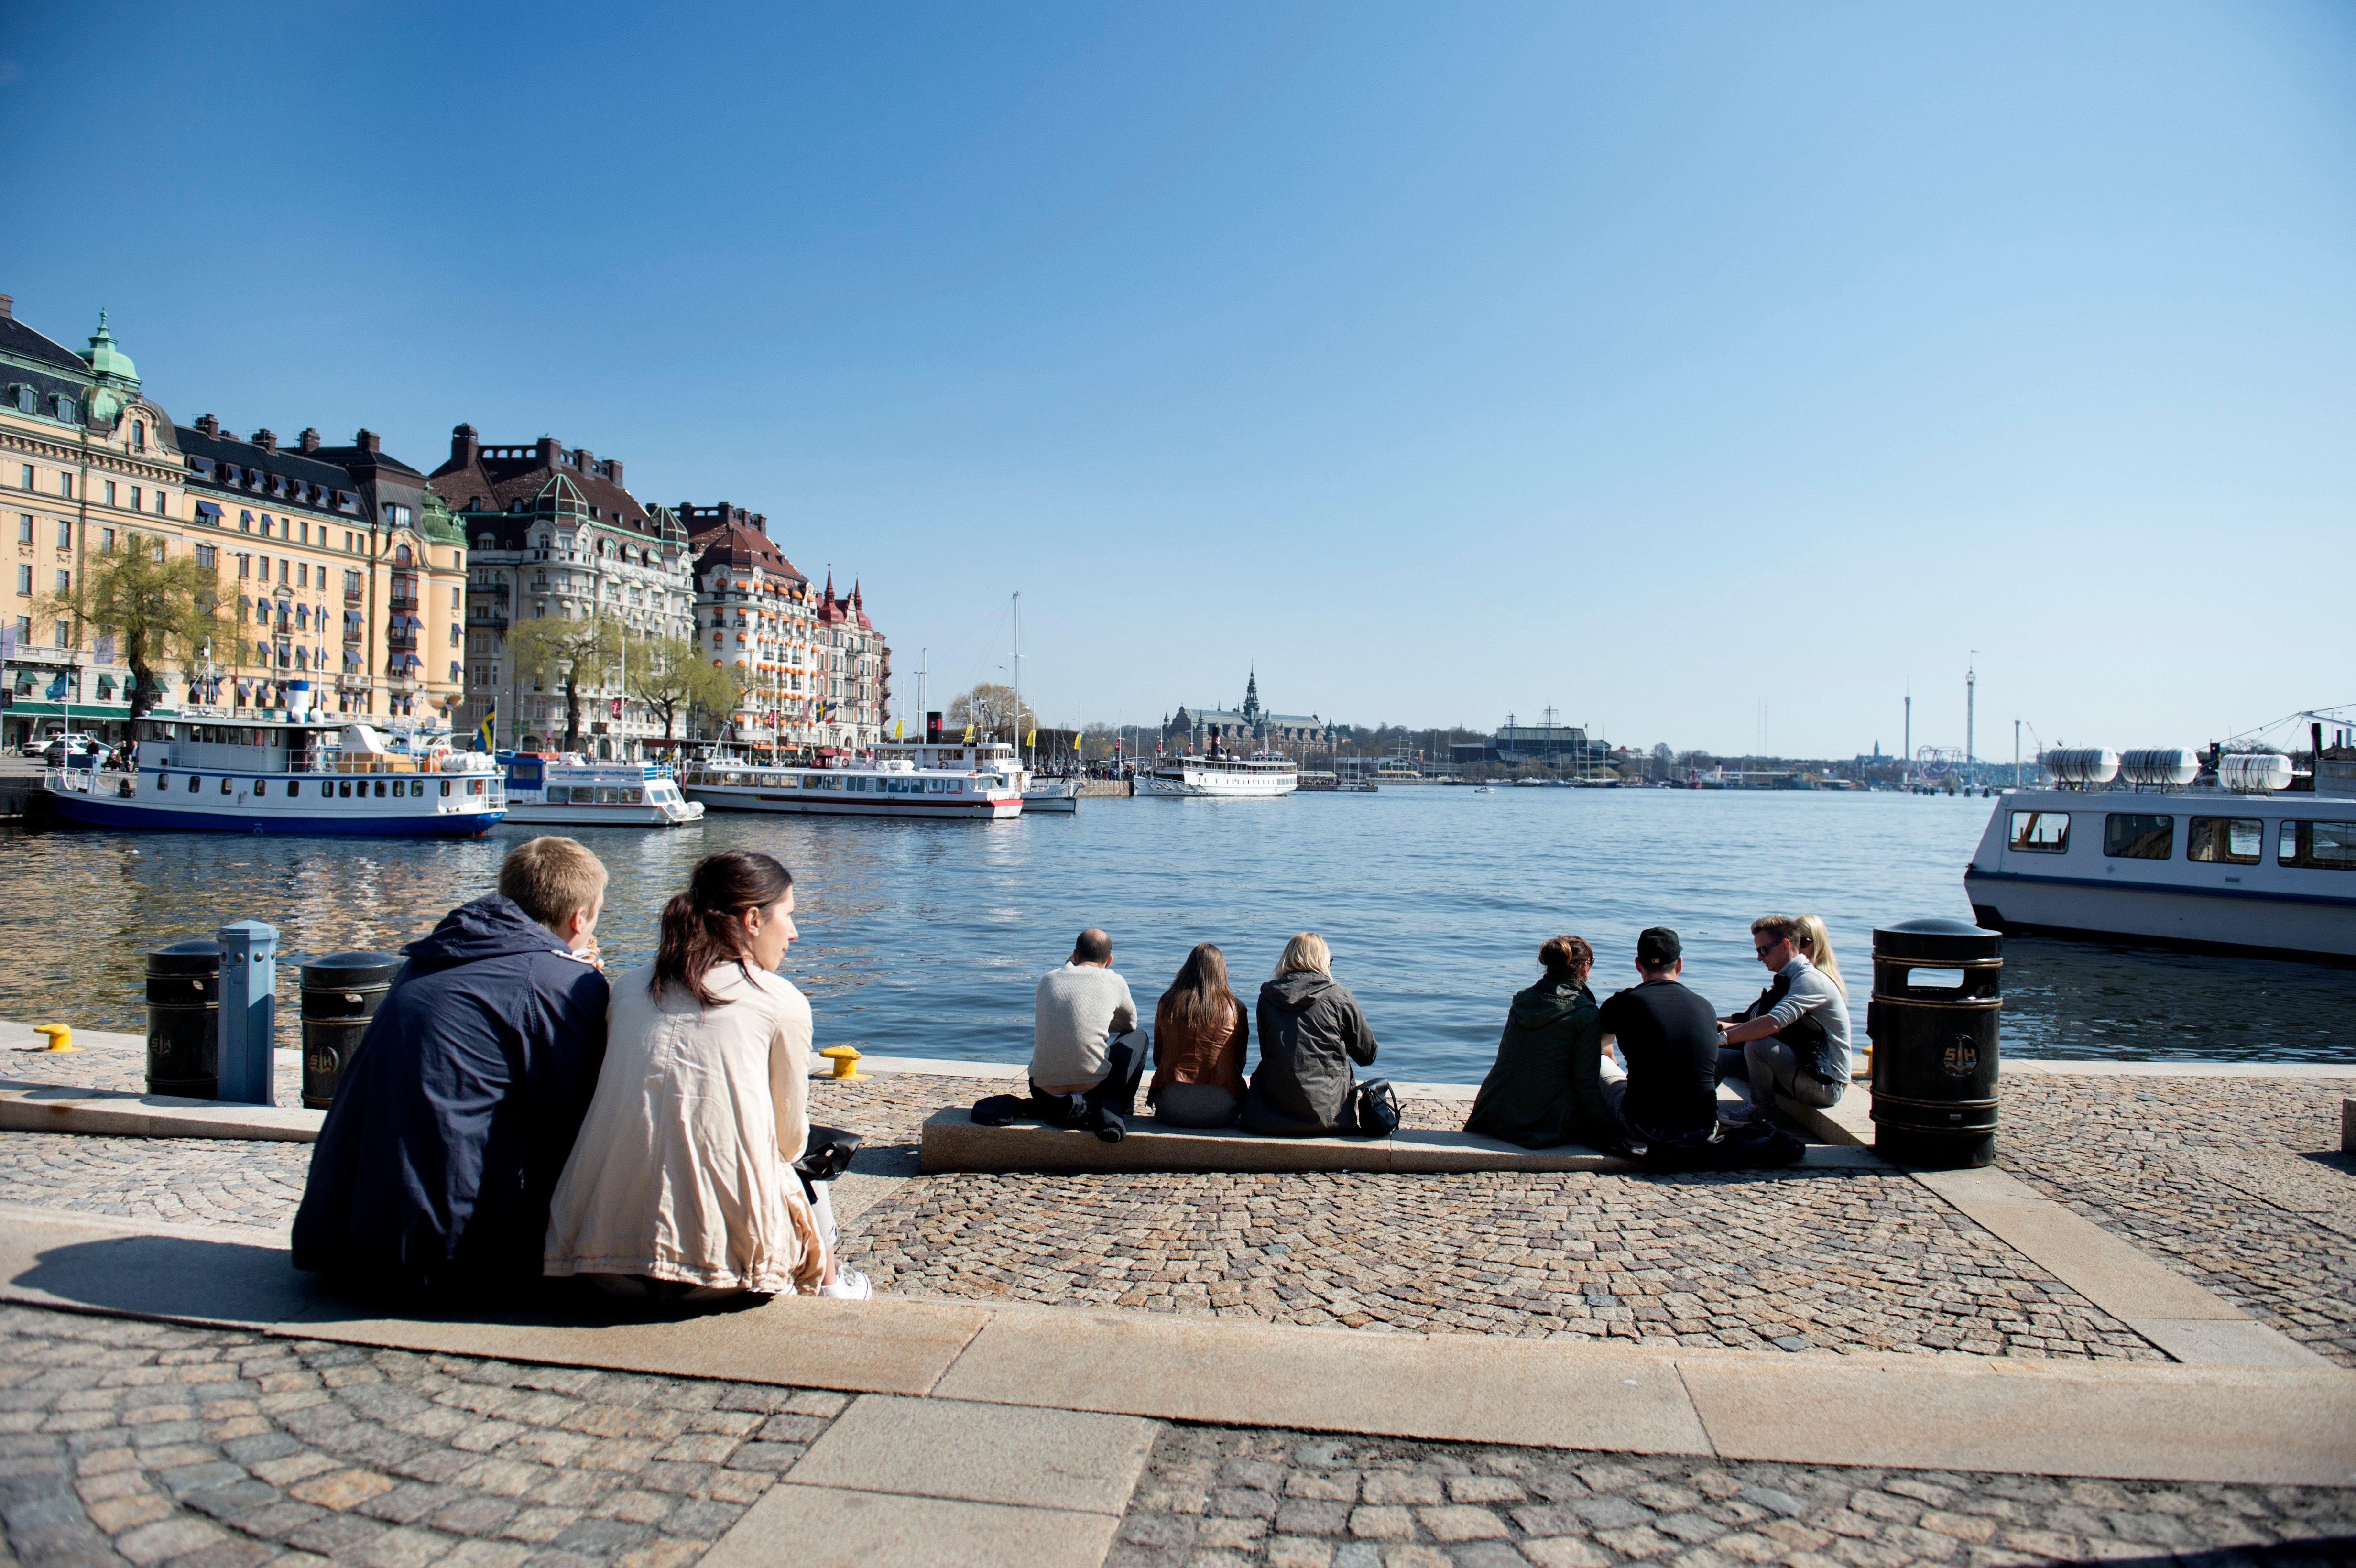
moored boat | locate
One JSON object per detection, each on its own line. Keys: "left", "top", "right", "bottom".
{"left": 502, "top": 756, "right": 704, "bottom": 827}
{"left": 679, "top": 756, "right": 1022, "bottom": 818}
{"left": 1135, "top": 753, "right": 1298, "bottom": 798}
{"left": 1963, "top": 744, "right": 2356, "bottom": 963}
{"left": 44, "top": 717, "right": 505, "bottom": 837}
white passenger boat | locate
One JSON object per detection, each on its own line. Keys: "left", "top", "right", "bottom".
{"left": 679, "top": 756, "right": 1023, "bottom": 818}
{"left": 501, "top": 756, "right": 704, "bottom": 827}
{"left": 1135, "top": 753, "right": 1298, "bottom": 798}
{"left": 872, "top": 736, "right": 1079, "bottom": 812}
{"left": 44, "top": 717, "right": 505, "bottom": 837}
{"left": 1963, "top": 747, "right": 2356, "bottom": 963}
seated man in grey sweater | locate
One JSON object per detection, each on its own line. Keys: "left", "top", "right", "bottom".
{"left": 1717, "top": 914, "right": 1853, "bottom": 1109}
{"left": 971, "top": 928, "right": 1148, "bottom": 1140}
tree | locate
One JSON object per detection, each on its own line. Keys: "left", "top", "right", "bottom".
{"left": 37, "top": 531, "right": 225, "bottom": 735}
{"left": 625, "top": 634, "right": 741, "bottom": 748}
{"left": 506, "top": 611, "right": 626, "bottom": 752}
{"left": 946, "top": 682, "right": 1036, "bottom": 743}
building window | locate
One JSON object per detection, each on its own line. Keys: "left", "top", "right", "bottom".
{"left": 16, "top": 466, "right": 30, "bottom": 490}
{"left": 14, "top": 566, "right": 28, "bottom": 596}
{"left": 132, "top": 420, "right": 145, "bottom": 449}
{"left": 394, "top": 544, "right": 413, "bottom": 566}
{"left": 58, "top": 473, "right": 72, "bottom": 500}
{"left": 297, "top": 563, "right": 308, "bottom": 588}
{"left": 155, "top": 490, "right": 168, "bottom": 515}
{"left": 100, "top": 529, "right": 114, "bottom": 553}
{"left": 238, "top": 555, "right": 251, "bottom": 579}
{"left": 383, "top": 503, "right": 411, "bottom": 529}
{"left": 55, "top": 521, "right": 70, "bottom": 550}
{"left": 14, "top": 516, "right": 28, "bottom": 544}
{"left": 55, "top": 570, "right": 69, "bottom": 594}
{"left": 104, "top": 481, "right": 117, "bottom": 507}
{"left": 54, "top": 621, "right": 69, "bottom": 648}
{"left": 343, "top": 569, "right": 361, "bottom": 595}
{"left": 195, "top": 545, "right": 216, "bottom": 570}
{"left": 129, "top": 486, "right": 142, "bottom": 512}
{"left": 54, "top": 396, "right": 76, "bottom": 423}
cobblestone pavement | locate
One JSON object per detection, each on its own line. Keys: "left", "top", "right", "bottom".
{"left": 1998, "top": 1074, "right": 2356, "bottom": 1368}
{"left": 4, "top": 1035, "right": 304, "bottom": 1106}
{"left": 1110, "top": 1424, "right": 2356, "bottom": 1568}
{"left": 0, "top": 1133, "right": 312, "bottom": 1230}
{"left": 0, "top": 1303, "right": 845, "bottom": 1568}
{"left": 845, "top": 1164, "right": 2162, "bottom": 1358}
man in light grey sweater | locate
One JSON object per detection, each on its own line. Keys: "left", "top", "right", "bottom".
{"left": 1027, "top": 927, "right": 1147, "bottom": 1134}
{"left": 1717, "top": 914, "right": 1853, "bottom": 1109}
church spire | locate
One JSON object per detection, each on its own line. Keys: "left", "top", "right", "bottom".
{"left": 1243, "top": 668, "right": 1261, "bottom": 722}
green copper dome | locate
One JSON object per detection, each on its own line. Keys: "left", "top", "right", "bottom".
{"left": 417, "top": 490, "right": 464, "bottom": 544}
{"left": 81, "top": 312, "right": 139, "bottom": 383}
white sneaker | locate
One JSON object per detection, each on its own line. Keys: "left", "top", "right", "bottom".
{"left": 819, "top": 1268, "right": 873, "bottom": 1301}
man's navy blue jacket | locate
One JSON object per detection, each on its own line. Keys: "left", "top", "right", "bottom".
{"left": 292, "top": 895, "right": 609, "bottom": 1288}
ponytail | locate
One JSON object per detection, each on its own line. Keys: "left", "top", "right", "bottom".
{"left": 651, "top": 851, "right": 795, "bottom": 1007}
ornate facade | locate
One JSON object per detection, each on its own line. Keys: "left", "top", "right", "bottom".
{"left": 1163, "top": 671, "right": 1327, "bottom": 754}
{"left": 432, "top": 427, "right": 696, "bottom": 757}
{"left": 814, "top": 576, "right": 889, "bottom": 748}
{"left": 682, "top": 504, "right": 816, "bottom": 750}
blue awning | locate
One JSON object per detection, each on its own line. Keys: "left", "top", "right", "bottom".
{"left": 194, "top": 501, "right": 222, "bottom": 520}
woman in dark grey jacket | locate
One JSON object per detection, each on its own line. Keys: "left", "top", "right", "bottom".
{"left": 1243, "top": 932, "right": 1379, "bottom": 1136}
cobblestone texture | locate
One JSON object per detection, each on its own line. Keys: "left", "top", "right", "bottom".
{"left": 845, "top": 1164, "right": 2162, "bottom": 1358}
{"left": 1998, "top": 1073, "right": 2356, "bottom": 1369}
{"left": 0, "top": 1133, "right": 313, "bottom": 1230}
{"left": 1109, "top": 1424, "right": 2356, "bottom": 1568}
{"left": 0, "top": 1303, "right": 845, "bottom": 1568}
{"left": 5, "top": 1035, "right": 304, "bottom": 1105}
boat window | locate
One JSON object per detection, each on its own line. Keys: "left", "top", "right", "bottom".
{"left": 596, "top": 787, "right": 618, "bottom": 804}
{"left": 286, "top": 782, "right": 299, "bottom": 798}
{"left": 374, "top": 780, "right": 388, "bottom": 798}
{"left": 339, "top": 780, "right": 352, "bottom": 798}
{"left": 440, "top": 780, "right": 451, "bottom": 797}
{"left": 220, "top": 778, "right": 232, "bottom": 795}
{"left": 156, "top": 774, "right": 168, "bottom": 791}
{"left": 630, "top": 788, "right": 645, "bottom": 804}
{"left": 550, "top": 786, "right": 572, "bottom": 804}
{"left": 2008, "top": 812, "right": 2069, "bottom": 853}
{"left": 2102, "top": 813, "right": 2173, "bottom": 860}
{"left": 2279, "top": 820, "right": 2356, "bottom": 871}
{"left": 254, "top": 780, "right": 267, "bottom": 797}
{"left": 2188, "top": 817, "right": 2264, "bottom": 865}
{"left": 188, "top": 776, "right": 201, "bottom": 793}
{"left": 469, "top": 780, "right": 483, "bottom": 795}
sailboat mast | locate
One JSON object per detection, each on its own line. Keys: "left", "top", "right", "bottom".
{"left": 1011, "top": 590, "right": 1023, "bottom": 766}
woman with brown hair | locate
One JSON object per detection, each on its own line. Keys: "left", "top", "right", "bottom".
{"left": 544, "top": 850, "right": 869, "bottom": 1304}
{"left": 1147, "top": 943, "right": 1248, "bottom": 1127}
{"left": 1463, "top": 935, "right": 1610, "bottom": 1150}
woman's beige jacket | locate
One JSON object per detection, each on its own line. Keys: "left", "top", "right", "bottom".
{"left": 543, "top": 959, "right": 823, "bottom": 1294}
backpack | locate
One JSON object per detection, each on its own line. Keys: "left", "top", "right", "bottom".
{"left": 1352, "top": 1078, "right": 1402, "bottom": 1137}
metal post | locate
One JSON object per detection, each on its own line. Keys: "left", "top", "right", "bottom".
{"left": 2013, "top": 719, "right": 2020, "bottom": 790}
{"left": 216, "top": 920, "right": 278, "bottom": 1106}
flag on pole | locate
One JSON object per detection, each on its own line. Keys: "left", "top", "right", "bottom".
{"left": 1025, "top": 728, "right": 1036, "bottom": 748}
{"left": 477, "top": 710, "right": 497, "bottom": 753}
{"left": 961, "top": 721, "right": 975, "bottom": 743}
{"left": 893, "top": 717, "right": 904, "bottom": 739}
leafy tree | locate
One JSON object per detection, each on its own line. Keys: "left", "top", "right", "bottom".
{"left": 36, "top": 531, "right": 225, "bottom": 735}
{"left": 946, "top": 681, "right": 1036, "bottom": 742}
{"left": 625, "top": 634, "right": 740, "bottom": 747}
{"left": 506, "top": 611, "right": 626, "bottom": 752}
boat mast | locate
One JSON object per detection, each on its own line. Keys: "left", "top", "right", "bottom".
{"left": 1011, "top": 590, "right": 1023, "bottom": 771}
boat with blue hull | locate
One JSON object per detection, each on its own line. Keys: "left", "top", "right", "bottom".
{"left": 44, "top": 715, "right": 505, "bottom": 838}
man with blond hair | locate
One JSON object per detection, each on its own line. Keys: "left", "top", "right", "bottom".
{"left": 294, "top": 837, "right": 612, "bottom": 1295}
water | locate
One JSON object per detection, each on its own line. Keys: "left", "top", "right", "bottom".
{"left": 2, "top": 789, "right": 2350, "bottom": 1080}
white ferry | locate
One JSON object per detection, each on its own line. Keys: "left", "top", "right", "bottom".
{"left": 872, "top": 736, "right": 1078, "bottom": 812}
{"left": 44, "top": 716, "right": 505, "bottom": 837}
{"left": 501, "top": 756, "right": 705, "bottom": 828}
{"left": 679, "top": 756, "right": 1023, "bottom": 819}
{"left": 1135, "top": 753, "right": 1298, "bottom": 798}
{"left": 1964, "top": 747, "right": 2356, "bottom": 963}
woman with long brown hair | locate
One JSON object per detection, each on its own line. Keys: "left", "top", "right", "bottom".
{"left": 544, "top": 850, "right": 868, "bottom": 1303}
{"left": 1147, "top": 943, "right": 1248, "bottom": 1127}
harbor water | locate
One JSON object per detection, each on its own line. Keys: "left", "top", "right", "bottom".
{"left": 2, "top": 789, "right": 2349, "bottom": 1081}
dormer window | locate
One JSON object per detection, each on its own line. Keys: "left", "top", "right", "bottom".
{"left": 53, "top": 395, "right": 76, "bottom": 422}
{"left": 131, "top": 420, "right": 145, "bottom": 449}
{"left": 11, "top": 387, "right": 31, "bottom": 414}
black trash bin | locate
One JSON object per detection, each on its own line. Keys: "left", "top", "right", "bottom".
{"left": 146, "top": 939, "right": 222, "bottom": 1099}
{"left": 299, "top": 951, "right": 402, "bottom": 1109}
{"left": 1866, "top": 917, "right": 2002, "bottom": 1168}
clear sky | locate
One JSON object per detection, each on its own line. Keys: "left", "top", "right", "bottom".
{"left": 5, "top": 3, "right": 2350, "bottom": 757}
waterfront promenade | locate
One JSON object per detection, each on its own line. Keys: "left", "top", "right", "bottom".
{"left": 0, "top": 1022, "right": 2350, "bottom": 1566}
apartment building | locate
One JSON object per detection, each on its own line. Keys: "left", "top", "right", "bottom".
{"left": 681, "top": 503, "right": 816, "bottom": 751}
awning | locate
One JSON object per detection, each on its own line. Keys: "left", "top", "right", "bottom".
{"left": 344, "top": 610, "right": 364, "bottom": 627}
{"left": 194, "top": 501, "right": 222, "bottom": 521}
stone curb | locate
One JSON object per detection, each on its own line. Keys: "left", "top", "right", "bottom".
{"left": 0, "top": 1203, "right": 2349, "bottom": 1488}
{"left": 0, "top": 1077, "right": 321, "bottom": 1142}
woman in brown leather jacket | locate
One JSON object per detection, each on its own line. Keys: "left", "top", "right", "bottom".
{"left": 1147, "top": 943, "right": 1249, "bottom": 1127}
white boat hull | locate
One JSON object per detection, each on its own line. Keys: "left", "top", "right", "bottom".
{"left": 684, "top": 784, "right": 1020, "bottom": 819}
{"left": 1021, "top": 781, "right": 1080, "bottom": 813}
{"left": 1134, "top": 773, "right": 1297, "bottom": 798}
{"left": 501, "top": 800, "right": 704, "bottom": 827}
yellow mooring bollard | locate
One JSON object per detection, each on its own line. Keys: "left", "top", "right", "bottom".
{"left": 818, "top": 1045, "right": 865, "bottom": 1081}
{"left": 32, "top": 1024, "right": 74, "bottom": 1053}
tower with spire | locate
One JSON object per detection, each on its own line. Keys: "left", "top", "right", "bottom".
{"left": 1242, "top": 669, "right": 1262, "bottom": 725}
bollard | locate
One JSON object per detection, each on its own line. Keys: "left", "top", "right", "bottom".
{"left": 33, "top": 1024, "right": 73, "bottom": 1053}
{"left": 299, "top": 951, "right": 401, "bottom": 1109}
{"left": 217, "top": 921, "right": 279, "bottom": 1106}
{"left": 818, "top": 1045, "right": 866, "bottom": 1081}
{"left": 145, "top": 939, "right": 222, "bottom": 1098}
{"left": 1866, "top": 916, "right": 2002, "bottom": 1168}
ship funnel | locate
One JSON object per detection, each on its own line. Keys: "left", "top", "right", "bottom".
{"left": 2216, "top": 752, "right": 2293, "bottom": 795}
{"left": 2041, "top": 748, "right": 2118, "bottom": 788}
{"left": 2117, "top": 747, "right": 2200, "bottom": 788}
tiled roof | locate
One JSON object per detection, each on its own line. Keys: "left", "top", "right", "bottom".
{"left": 0, "top": 315, "right": 90, "bottom": 376}
{"left": 176, "top": 425, "right": 362, "bottom": 497}
{"left": 691, "top": 521, "right": 807, "bottom": 585}
{"left": 429, "top": 434, "right": 662, "bottom": 540}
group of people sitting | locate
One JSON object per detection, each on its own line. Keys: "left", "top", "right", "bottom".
{"left": 988, "top": 913, "right": 1851, "bottom": 1163}
{"left": 291, "top": 838, "right": 872, "bottom": 1306}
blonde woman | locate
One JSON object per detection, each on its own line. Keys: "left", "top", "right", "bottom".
{"left": 1794, "top": 915, "right": 1845, "bottom": 995}
{"left": 1242, "top": 932, "right": 1380, "bottom": 1137}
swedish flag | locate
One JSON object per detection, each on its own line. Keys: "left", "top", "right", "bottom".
{"left": 477, "top": 711, "right": 497, "bottom": 753}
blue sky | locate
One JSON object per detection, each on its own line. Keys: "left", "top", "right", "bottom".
{"left": 5, "top": 2, "right": 2350, "bottom": 757}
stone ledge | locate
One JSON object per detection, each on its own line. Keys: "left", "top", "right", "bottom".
{"left": 0, "top": 1078, "right": 321, "bottom": 1142}
{"left": 916, "top": 1107, "right": 1884, "bottom": 1175}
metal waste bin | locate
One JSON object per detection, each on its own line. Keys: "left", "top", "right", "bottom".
{"left": 299, "top": 951, "right": 401, "bottom": 1109}
{"left": 145, "top": 939, "right": 222, "bottom": 1098}
{"left": 1867, "top": 917, "right": 2002, "bottom": 1168}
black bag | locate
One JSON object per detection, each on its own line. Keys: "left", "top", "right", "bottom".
{"left": 1352, "top": 1078, "right": 1401, "bottom": 1137}
{"left": 1637, "top": 1114, "right": 1805, "bottom": 1173}
{"left": 794, "top": 1124, "right": 863, "bottom": 1184}
{"left": 970, "top": 1094, "right": 1025, "bottom": 1127}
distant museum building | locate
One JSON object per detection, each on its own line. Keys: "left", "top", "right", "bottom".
{"left": 1164, "top": 672, "right": 1328, "bottom": 754}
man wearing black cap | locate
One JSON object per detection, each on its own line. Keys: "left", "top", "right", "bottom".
{"left": 1595, "top": 927, "right": 1722, "bottom": 1147}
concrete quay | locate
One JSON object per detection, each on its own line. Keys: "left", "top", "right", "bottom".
{"left": 0, "top": 1024, "right": 2351, "bottom": 1564}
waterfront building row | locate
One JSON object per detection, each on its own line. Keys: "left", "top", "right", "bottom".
{"left": 0, "top": 291, "right": 891, "bottom": 755}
